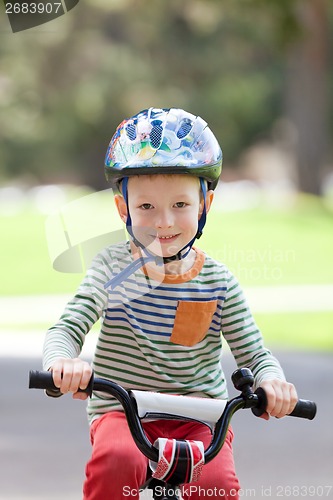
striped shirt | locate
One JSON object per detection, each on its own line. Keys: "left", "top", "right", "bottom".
{"left": 43, "top": 241, "right": 285, "bottom": 424}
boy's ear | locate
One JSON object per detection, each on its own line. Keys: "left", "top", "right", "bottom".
{"left": 199, "top": 190, "right": 214, "bottom": 217}
{"left": 114, "top": 194, "right": 128, "bottom": 223}
{"left": 205, "top": 190, "right": 214, "bottom": 213}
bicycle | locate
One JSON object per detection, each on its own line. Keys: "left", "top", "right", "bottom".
{"left": 29, "top": 368, "right": 316, "bottom": 500}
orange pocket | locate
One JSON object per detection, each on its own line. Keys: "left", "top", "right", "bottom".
{"left": 170, "top": 300, "right": 218, "bottom": 347}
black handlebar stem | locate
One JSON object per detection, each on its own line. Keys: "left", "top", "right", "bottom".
{"left": 203, "top": 397, "right": 245, "bottom": 462}
{"left": 28, "top": 367, "right": 317, "bottom": 469}
{"left": 92, "top": 378, "right": 159, "bottom": 462}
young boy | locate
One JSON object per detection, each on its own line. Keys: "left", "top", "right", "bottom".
{"left": 43, "top": 108, "right": 297, "bottom": 500}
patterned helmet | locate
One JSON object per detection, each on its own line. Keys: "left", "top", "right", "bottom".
{"left": 105, "top": 108, "right": 222, "bottom": 190}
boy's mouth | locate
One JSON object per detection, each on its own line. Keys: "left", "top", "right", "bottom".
{"left": 155, "top": 234, "right": 179, "bottom": 243}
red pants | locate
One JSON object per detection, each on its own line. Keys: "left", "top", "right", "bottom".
{"left": 83, "top": 411, "right": 240, "bottom": 500}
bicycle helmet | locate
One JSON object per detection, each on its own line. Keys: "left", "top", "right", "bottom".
{"left": 105, "top": 107, "right": 222, "bottom": 191}
{"left": 103, "top": 108, "right": 223, "bottom": 290}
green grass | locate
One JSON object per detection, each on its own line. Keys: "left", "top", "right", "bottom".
{"left": 198, "top": 194, "right": 333, "bottom": 286}
{"left": 1, "top": 189, "right": 332, "bottom": 350}
{"left": 255, "top": 311, "right": 333, "bottom": 351}
{"left": 1, "top": 210, "right": 83, "bottom": 295}
{"left": 2, "top": 191, "right": 332, "bottom": 295}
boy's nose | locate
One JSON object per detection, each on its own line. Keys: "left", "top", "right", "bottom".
{"left": 155, "top": 210, "right": 173, "bottom": 229}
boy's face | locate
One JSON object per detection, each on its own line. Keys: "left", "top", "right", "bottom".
{"left": 115, "top": 174, "right": 214, "bottom": 259}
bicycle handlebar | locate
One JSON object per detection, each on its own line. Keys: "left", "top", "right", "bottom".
{"left": 251, "top": 387, "right": 317, "bottom": 420}
{"left": 28, "top": 369, "right": 317, "bottom": 464}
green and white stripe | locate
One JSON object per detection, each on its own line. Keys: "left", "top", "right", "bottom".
{"left": 43, "top": 241, "right": 284, "bottom": 424}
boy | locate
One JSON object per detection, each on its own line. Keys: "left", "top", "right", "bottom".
{"left": 43, "top": 108, "right": 297, "bottom": 500}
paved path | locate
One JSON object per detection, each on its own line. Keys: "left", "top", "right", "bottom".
{"left": 1, "top": 284, "right": 332, "bottom": 358}
{"left": 0, "top": 353, "right": 332, "bottom": 500}
{"left": 1, "top": 283, "right": 333, "bottom": 326}
{"left": 1, "top": 288, "right": 332, "bottom": 499}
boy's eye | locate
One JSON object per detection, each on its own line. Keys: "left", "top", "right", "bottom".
{"left": 174, "top": 202, "right": 187, "bottom": 208}
{"left": 140, "top": 203, "right": 154, "bottom": 210}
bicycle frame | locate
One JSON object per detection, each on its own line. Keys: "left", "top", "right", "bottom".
{"left": 29, "top": 368, "right": 316, "bottom": 500}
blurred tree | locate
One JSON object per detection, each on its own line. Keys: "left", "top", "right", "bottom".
{"left": 217, "top": 0, "right": 332, "bottom": 194}
{"left": 284, "top": 0, "right": 331, "bottom": 195}
{"left": 0, "top": 0, "right": 331, "bottom": 194}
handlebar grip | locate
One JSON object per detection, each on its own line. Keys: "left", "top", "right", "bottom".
{"left": 29, "top": 370, "right": 93, "bottom": 397}
{"left": 29, "top": 370, "right": 62, "bottom": 398}
{"left": 29, "top": 370, "right": 58, "bottom": 390}
{"left": 252, "top": 387, "right": 317, "bottom": 420}
{"left": 289, "top": 399, "right": 317, "bottom": 420}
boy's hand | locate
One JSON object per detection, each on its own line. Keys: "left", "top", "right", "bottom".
{"left": 258, "top": 379, "right": 298, "bottom": 420}
{"left": 50, "top": 358, "right": 92, "bottom": 400}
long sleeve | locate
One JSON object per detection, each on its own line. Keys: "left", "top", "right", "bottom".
{"left": 221, "top": 271, "right": 285, "bottom": 388}
{"left": 43, "top": 253, "right": 109, "bottom": 371}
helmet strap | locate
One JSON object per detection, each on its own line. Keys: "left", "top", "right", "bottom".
{"left": 196, "top": 178, "right": 207, "bottom": 239}
{"left": 121, "top": 176, "right": 142, "bottom": 249}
